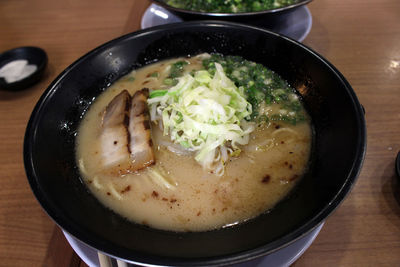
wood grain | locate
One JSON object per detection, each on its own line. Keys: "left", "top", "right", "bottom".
{"left": 0, "top": 0, "right": 399, "bottom": 266}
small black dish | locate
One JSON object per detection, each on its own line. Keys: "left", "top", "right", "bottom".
{"left": 0, "top": 46, "right": 48, "bottom": 91}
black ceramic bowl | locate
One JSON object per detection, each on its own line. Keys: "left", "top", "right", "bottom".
{"left": 24, "top": 21, "right": 366, "bottom": 266}
{"left": 152, "top": 0, "right": 312, "bottom": 25}
{"left": 0, "top": 46, "right": 47, "bottom": 91}
{"left": 396, "top": 151, "right": 400, "bottom": 180}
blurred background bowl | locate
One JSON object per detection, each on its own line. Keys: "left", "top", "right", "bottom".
{"left": 152, "top": 0, "right": 312, "bottom": 25}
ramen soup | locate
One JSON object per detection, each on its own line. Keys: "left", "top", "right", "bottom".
{"left": 165, "top": 0, "right": 299, "bottom": 13}
{"left": 76, "top": 53, "right": 312, "bottom": 232}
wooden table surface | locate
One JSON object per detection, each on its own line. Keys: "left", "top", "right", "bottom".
{"left": 1, "top": 0, "right": 399, "bottom": 266}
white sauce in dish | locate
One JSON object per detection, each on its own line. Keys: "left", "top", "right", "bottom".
{"left": 0, "top": 59, "right": 37, "bottom": 83}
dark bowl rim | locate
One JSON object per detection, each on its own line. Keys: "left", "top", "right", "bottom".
{"left": 152, "top": 0, "right": 313, "bottom": 17}
{"left": 23, "top": 20, "right": 367, "bottom": 266}
{"left": 396, "top": 151, "right": 400, "bottom": 180}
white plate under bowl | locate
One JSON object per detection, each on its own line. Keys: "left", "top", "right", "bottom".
{"left": 141, "top": 4, "right": 312, "bottom": 42}
{"left": 63, "top": 222, "right": 323, "bottom": 267}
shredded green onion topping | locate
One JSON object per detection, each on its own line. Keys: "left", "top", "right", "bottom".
{"left": 148, "top": 63, "right": 254, "bottom": 176}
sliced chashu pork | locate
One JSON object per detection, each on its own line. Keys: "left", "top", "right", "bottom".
{"left": 99, "top": 88, "right": 154, "bottom": 175}
{"left": 128, "top": 88, "right": 155, "bottom": 170}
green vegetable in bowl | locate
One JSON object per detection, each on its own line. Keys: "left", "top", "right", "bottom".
{"left": 203, "top": 54, "right": 306, "bottom": 124}
{"left": 165, "top": 0, "right": 299, "bottom": 13}
{"left": 148, "top": 63, "right": 254, "bottom": 176}
{"left": 149, "top": 53, "right": 307, "bottom": 175}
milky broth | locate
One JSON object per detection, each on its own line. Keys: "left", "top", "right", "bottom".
{"left": 76, "top": 57, "right": 312, "bottom": 232}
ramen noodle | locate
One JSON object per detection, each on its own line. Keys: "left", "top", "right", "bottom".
{"left": 76, "top": 54, "right": 312, "bottom": 232}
